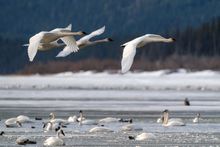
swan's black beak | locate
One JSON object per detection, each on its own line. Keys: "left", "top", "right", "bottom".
{"left": 82, "top": 31, "right": 87, "bottom": 35}
{"left": 107, "top": 38, "right": 113, "bottom": 41}
{"left": 172, "top": 38, "right": 176, "bottom": 42}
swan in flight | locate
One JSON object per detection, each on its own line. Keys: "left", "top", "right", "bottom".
{"left": 121, "top": 34, "right": 175, "bottom": 73}
{"left": 16, "top": 136, "right": 36, "bottom": 145}
{"left": 193, "top": 113, "right": 201, "bottom": 123}
{"left": 56, "top": 26, "right": 113, "bottom": 57}
{"left": 162, "top": 109, "right": 185, "bottom": 126}
{"left": 128, "top": 133, "right": 156, "bottom": 141}
{"left": 27, "top": 24, "right": 86, "bottom": 62}
{"left": 43, "top": 127, "right": 65, "bottom": 146}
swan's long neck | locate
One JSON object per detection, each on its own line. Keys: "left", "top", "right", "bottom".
{"left": 163, "top": 112, "right": 169, "bottom": 124}
{"left": 79, "top": 112, "right": 83, "bottom": 125}
{"left": 50, "top": 113, "right": 55, "bottom": 120}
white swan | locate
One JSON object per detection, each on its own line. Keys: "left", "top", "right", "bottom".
{"left": 77, "top": 110, "right": 98, "bottom": 125}
{"left": 162, "top": 109, "right": 185, "bottom": 126}
{"left": 43, "top": 121, "right": 61, "bottom": 132}
{"left": 16, "top": 136, "right": 36, "bottom": 145}
{"left": 56, "top": 26, "right": 113, "bottom": 57}
{"left": 89, "top": 126, "right": 114, "bottom": 133}
{"left": 49, "top": 113, "right": 68, "bottom": 124}
{"left": 67, "top": 115, "right": 78, "bottom": 123}
{"left": 16, "top": 115, "right": 32, "bottom": 123}
{"left": 121, "top": 124, "right": 143, "bottom": 131}
{"left": 129, "top": 133, "right": 156, "bottom": 141}
{"left": 99, "top": 117, "right": 120, "bottom": 123}
{"left": 43, "top": 127, "right": 65, "bottom": 146}
{"left": 156, "top": 115, "right": 164, "bottom": 123}
{"left": 27, "top": 24, "right": 85, "bottom": 61}
{"left": 193, "top": 113, "right": 200, "bottom": 123}
{"left": 5, "top": 118, "right": 22, "bottom": 127}
{"left": 121, "top": 34, "right": 175, "bottom": 73}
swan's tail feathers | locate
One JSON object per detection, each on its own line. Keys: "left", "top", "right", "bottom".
{"left": 66, "top": 24, "right": 72, "bottom": 31}
{"left": 56, "top": 46, "right": 74, "bottom": 57}
{"left": 128, "top": 136, "right": 135, "bottom": 140}
{"left": 107, "top": 38, "right": 113, "bottom": 42}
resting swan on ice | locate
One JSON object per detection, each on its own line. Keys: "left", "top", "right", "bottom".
{"left": 43, "top": 127, "right": 65, "bottom": 146}
{"left": 128, "top": 133, "right": 156, "bottom": 141}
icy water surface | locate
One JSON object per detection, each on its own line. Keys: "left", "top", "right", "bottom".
{"left": 0, "top": 89, "right": 220, "bottom": 146}
{"left": 1, "top": 71, "right": 220, "bottom": 146}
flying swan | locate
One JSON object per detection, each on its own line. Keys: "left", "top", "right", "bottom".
{"left": 121, "top": 34, "right": 175, "bottom": 73}
{"left": 26, "top": 24, "right": 86, "bottom": 62}
{"left": 56, "top": 26, "right": 113, "bottom": 57}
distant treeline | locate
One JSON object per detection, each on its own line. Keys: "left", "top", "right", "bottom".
{"left": 1, "top": 17, "right": 220, "bottom": 74}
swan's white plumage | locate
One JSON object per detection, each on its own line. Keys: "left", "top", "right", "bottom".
{"left": 77, "top": 26, "right": 105, "bottom": 43}
{"left": 56, "top": 26, "right": 106, "bottom": 57}
{"left": 99, "top": 117, "right": 120, "bottom": 123}
{"left": 43, "top": 137, "right": 64, "bottom": 146}
{"left": 121, "top": 34, "right": 174, "bottom": 73}
{"left": 28, "top": 32, "right": 44, "bottom": 62}
{"left": 121, "top": 124, "right": 143, "bottom": 131}
{"left": 89, "top": 126, "right": 113, "bottom": 133}
{"left": 16, "top": 115, "right": 32, "bottom": 123}
{"left": 135, "top": 133, "right": 156, "bottom": 141}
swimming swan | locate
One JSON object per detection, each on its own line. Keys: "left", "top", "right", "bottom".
{"left": 89, "top": 126, "right": 114, "bottom": 133}
{"left": 129, "top": 133, "right": 156, "bottom": 141}
{"left": 16, "top": 115, "right": 32, "bottom": 123}
{"left": 56, "top": 26, "right": 113, "bottom": 57}
{"left": 162, "top": 109, "right": 185, "bottom": 126}
{"left": 27, "top": 24, "right": 86, "bottom": 61}
{"left": 49, "top": 113, "right": 68, "bottom": 124}
{"left": 121, "top": 124, "right": 143, "bottom": 131}
{"left": 43, "top": 127, "right": 65, "bottom": 146}
{"left": 77, "top": 110, "right": 98, "bottom": 125}
{"left": 16, "top": 136, "right": 36, "bottom": 145}
{"left": 5, "top": 118, "right": 22, "bottom": 127}
{"left": 193, "top": 113, "right": 201, "bottom": 123}
{"left": 121, "top": 34, "right": 175, "bottom": 73}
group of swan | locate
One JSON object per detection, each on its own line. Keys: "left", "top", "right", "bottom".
{"left": 25, "top": 25, "right": 113, "bottom": 62}
{"left": 157, "top": 109, "right": 201, "bottom": 126}
{"left": 25, "top": 24, "right": 175, "bottom": 73}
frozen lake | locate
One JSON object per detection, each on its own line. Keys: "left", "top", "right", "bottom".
{"left": 0, "top": 70, "right": 220, "bottom": 146}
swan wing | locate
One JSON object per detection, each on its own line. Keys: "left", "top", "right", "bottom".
{"left": 56, "top": 46, "right": 73, "bottom": 57}
{"left": 78, "top": 26, "right": 105, "bottom": 42}
{"left": 60, "top": 36, "right": 79, "bottom": 53}
{"left": 121, "top": 42, "right": 137, "bottom": 73}
{"left": 27, "top": 33, "right": 43, "bottom": 62}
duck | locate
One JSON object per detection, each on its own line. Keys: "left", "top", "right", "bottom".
{"left": 5, "top": 118, "right": 22, "bottom": 127}
{"left": 43, "top": 127, "right": 65, "bottom": 146}
{"left": 162, "top": 109, "right": 185, "bottom": 126}
{"left": 121, "top": 34, "right": 175, "bottom": 73}
{"left": 128, "top": 133, "right": 156, "bottom": 141}
{"left": 184, "top": 97, "right": 190, "bottom": 106}
{"left": 26, "top": 24, "right": 86, "bottom": 61}
{"left": 56, "top": 26, "right": 113, "bottom": 57}
{"left": 193, "top": 113, "right": 201, "bottom": 123}
{"left": 16, "top": 136, "right": 36, "bottom": 145}
{"left": 89, "top": 126, "right": 114, "bottom": 133}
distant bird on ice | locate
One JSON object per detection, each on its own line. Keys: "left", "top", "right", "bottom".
{"left": 56, "top": 26, "right": 113, "bottom": 57}
{"left": 184, "top": 97, "right": 190, "bottom": 106}
{"left": 25, "top": 24, "right": 86, "bottom": 62}
{"left": 121, "top": 34, "right": 175, "bottom": 73}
